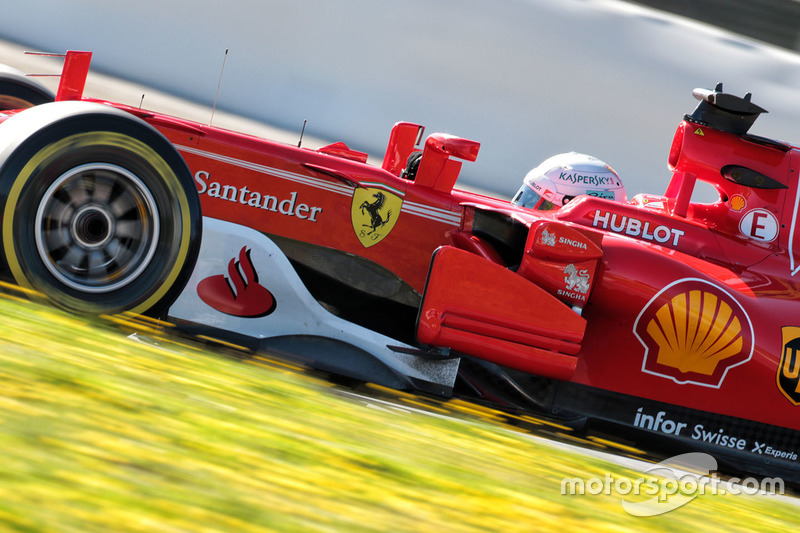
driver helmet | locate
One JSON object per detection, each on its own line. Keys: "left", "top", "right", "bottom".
{"left": 512, "top": 152, "right": 626, "bottom": 211}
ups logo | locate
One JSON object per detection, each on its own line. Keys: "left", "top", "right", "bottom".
{"left": 778, "top": 326, "right": 800, "bottom": 405}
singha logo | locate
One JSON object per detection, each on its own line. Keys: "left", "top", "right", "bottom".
{"left": 540, "top": 229, "right": 556, "bottom": 247}
{"left": 564, "top": 263, "right": 590, "bottom": 294}
{"left": 197, "top": 246, "right": 276, "bottom": 318}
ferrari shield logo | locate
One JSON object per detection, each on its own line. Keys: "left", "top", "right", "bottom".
{"left": 778, "top": 326, "right": 800, "bottom": 405}
{"left": 351, "top": 187, "right": 402, "bottom": 247}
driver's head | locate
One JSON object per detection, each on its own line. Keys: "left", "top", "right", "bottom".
{"left": 512, "top": 152, "right": 626, "bottom": 211}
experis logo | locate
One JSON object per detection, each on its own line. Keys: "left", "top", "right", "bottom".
{"left": 197, "top": 246, "right": 276, "bottom": 317}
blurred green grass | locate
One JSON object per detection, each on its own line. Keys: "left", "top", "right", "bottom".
{"left": 0, "top": 290, "right": 797, "bottom": 532}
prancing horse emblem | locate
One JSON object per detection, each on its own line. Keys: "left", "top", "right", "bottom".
{"left": 362, "top": 192, "right": 391, "bottom": 233}
{"left": 351, "top": 187, "right": 403, "bottom": 247}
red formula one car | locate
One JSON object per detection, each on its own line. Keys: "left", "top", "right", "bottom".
{"left": 1, "top": 51, "right": 799, "bottom": 481}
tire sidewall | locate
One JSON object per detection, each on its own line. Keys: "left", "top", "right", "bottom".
{"left": 0, "top": 110, "right": 201, "bottom": 315}
{"left": 0, "top": 67, "right": 55, "bottom": 110}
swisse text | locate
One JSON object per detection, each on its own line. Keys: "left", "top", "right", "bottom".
{"left": 634, "top": 408, "right": 746, "bottom": 450}
{"left": 632, "top": 407, "right": 799, "bottom": 460}
{"left": 195, "top": 171, "right": 322, "bottom": 222}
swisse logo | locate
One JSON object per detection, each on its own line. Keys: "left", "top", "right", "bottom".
{"left": 197, "top": 246, "right": 276, "bottom": 318}
{"left": 634, "top": 279, "right": 754, "bottom": 388}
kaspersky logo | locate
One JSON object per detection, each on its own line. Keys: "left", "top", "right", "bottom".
{"left": 197, "top": 247, "right": 276, "bottom": 317}
{"left": 778, "top": 327, "right": 800, "bottom": 405}
{"left": 634, "top": 279, "right": 754, "bottom": 388}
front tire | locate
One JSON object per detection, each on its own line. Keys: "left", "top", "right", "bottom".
{"left": 0, "top": 102, "right": 201, "bottom": 316}
{"left": 0, "top": 64, "right": 55, "bottom": 110}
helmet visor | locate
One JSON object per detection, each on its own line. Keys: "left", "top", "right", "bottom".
{"left": 512, "top": 184, "right": 557, "bottom": 211}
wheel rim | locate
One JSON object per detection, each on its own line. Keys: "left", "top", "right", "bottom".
{"left": 0, "top": 95, "right": 36, "bottom": 110}
{"left": 35, "top": 163, "right": 160, "bottom": 293}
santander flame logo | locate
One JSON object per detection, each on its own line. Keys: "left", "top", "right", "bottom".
{"left": 197, "top": 247, "right": 276, "bottom": 317}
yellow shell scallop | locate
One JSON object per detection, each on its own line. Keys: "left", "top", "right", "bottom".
{"left": 730, "top": 194, "right": 746, "bottom": 212}
{"left": 646, "top": 290, "right": 743, "bottom": 375}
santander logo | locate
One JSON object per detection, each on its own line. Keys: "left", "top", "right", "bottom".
{"left": 197, "top": 247, "right": 276, "bottom": 317}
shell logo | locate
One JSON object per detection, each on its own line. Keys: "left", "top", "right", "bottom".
{"left": 634, "top": 279, "right": 754, "bottom": 388}
{"left": 730, "top": 195, "right": 746, "bottom": 212}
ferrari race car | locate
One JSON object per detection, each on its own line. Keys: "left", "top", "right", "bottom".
{"left": 1, "top": 51, "right": 799, "bottom": 482}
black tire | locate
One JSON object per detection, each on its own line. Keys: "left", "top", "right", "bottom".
{"left": 0, "top": 64, "right": 55, "bottom": 110}
{"left": 0, "top": 102, "right": 201, "bottom": 316}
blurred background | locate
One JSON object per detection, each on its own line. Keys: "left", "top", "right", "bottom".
{"left": 2, "top": 0, "right": 800, "bottom": 198}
